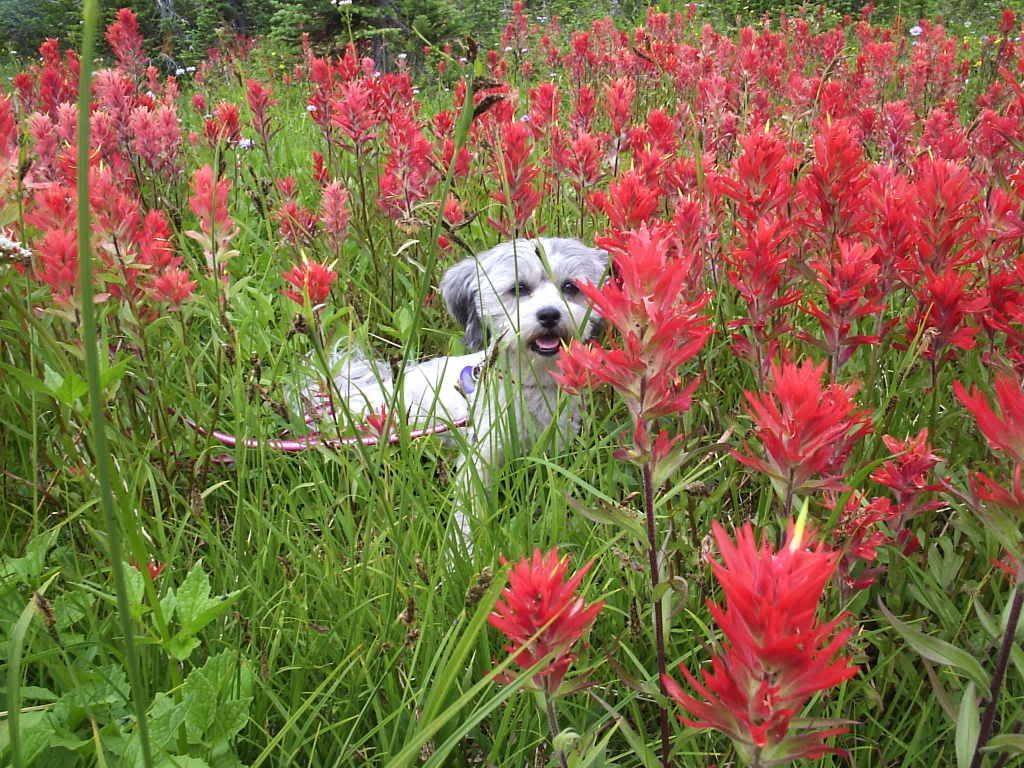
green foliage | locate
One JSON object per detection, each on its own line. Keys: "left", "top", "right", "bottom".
{"left": 0, "top": 535, "right": 252, "bottom": 767}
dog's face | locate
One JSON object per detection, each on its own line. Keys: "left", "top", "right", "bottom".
{"left": 440, "top": 238, "right": 608, "bottom": 361}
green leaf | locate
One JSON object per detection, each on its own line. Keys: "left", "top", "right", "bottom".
{"left": 124, "top": 561, "right": 145, "bottom": 621}
{"left": 2, "top": 530, "right": 58, "bottom": 583}
{"left": 879, "top": 601, "right": 990, "bottom": 689}
{"left": 955, "top": 682, "right": 979, "bottom": 768}
{"left": 982, "top": 733, "right": 1024, "bottom": 754}
{"left": 42, "top": 364, "right": 88, "bottom": 406}
{"left": 166, "top": 561, "right": 243, "bottom": 661}
{"left": 566, "top": 496, "right": 646, "bottom": 543}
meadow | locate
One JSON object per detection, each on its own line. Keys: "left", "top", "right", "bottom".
{"left": 1, "top": 3, "right": 1023, "bottom": 767}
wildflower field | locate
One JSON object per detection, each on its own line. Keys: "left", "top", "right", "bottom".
{"left": 2, "top": 2, "right": 1024, "bottom": 766}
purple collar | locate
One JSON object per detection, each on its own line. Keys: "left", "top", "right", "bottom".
{"left": 458, "top": 365, "right": 478, "bottom": 397}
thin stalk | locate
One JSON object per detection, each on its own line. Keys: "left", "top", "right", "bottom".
{"left": 641, "top": 460, "right": 672, "bottom": 768}
{"left": 75, "top": 1, "right": 154, "bottom": 766}
{"left": 969, "top": 582, "right": 1024, "bottom": 768}
{"left": 544, "top": 691, "right": 569, "bottom": 768}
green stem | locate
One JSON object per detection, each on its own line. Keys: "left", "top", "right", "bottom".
{"left": 641, "top": 460, "right": 672, "bottom": 768}
{"left": 75, "top": 2, "right": 154, "bottom": 765}
{"left": 544, "top": 691, "right": 569, "bottom": 768}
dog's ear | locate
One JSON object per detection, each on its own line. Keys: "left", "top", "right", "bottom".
{"left": 440, "top": 257, "right": 484, "bottom": 350}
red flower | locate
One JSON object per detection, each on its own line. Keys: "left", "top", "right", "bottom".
{"left": 588, "top": 171, "right": 661, "bottom": 232}
{"left": 150, "top": 268, "right": 197, "bottom": 307}
{"left": 320, "top": 181, "right": 350, "bottom": 246}
{"left": 489, "top": 120, "right": 542, "bottom": 238}
{"left": 105, "top": 8, "right": 145, "bottom": 74}
{"left": 954, "top": 374, "right": 1024, "bottom": 464}
{"left": 555, "top": 223, "right": 711, "bottom": 445}
{"left": 282, "top": 259, "right": 337, "bottom": 306}
{"left": 188, "top": 165, "right": 233, "bottom": 238}
{"left": 870, "top": 429, "right": 944, "bottom": 518}
{"left": 734, "top": 359, "right": 871, "bottom": 498}
{"left": 488, "top": 549, "right": 604, "bottom": 693}
{"left": 663, "top": 521, "right": 858, "bottom": 764}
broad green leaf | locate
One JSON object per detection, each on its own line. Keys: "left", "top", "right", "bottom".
{"left": 879, "top": 601, "right": 990, "bottom": 689}
{"left": 42, "top": 364, "right": 88, "bottom": 406}
{"left": 982, "top": 733, "right": 1024, "bottom": 754}
{"left": 955, "top": 682, "right": 979, "bottom": 768}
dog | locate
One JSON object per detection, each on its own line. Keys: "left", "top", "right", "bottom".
{"left": 318, "top": 237, "right": 608, "bottom": 542}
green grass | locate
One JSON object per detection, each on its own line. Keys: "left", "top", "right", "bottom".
{"left": 2, "top": 5, "right": 1024, "bottom": 767}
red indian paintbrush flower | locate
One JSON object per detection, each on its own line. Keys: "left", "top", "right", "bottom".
{"left": 555, "top": 222, "right": 712, "bottom": 445}
{"left": 282, "top": 259, "right": 337, "bottom": 306}
{"left": 954, "top": 374, "right": 1024, "bottom": 464}
{"left": 734, "top": 359, "right": 871, "bottom": 502}
{"left": 662, "top": 520, "right": 858, "bottom": 765}
{"left": 488, "top": 548, "right": 604, "bottom": 694}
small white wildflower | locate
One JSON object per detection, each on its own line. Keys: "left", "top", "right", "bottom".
{"left": 146, "top": 90, "right": 156, "bottom": 99}
{"left": 519, "top": 113, "right": 531, "bottom": 122}
{"left": 458, "top": 57, "right": 467, "bottom": 64}
{"left": 964, "top": 20, "right": 971, "bottom": 27}
{"left": 520, "top": 47, "right": 529, "bottom": 54}
{"left": 186, "top": 66, "right": 196, "bottom": 73}
{"left": 909, "top": 25, "right": 923, "bottom": 37}
{"left": 306, "top": 104, "right": 318, "bottom": 112}
{"left": 397, "top": 52, "right": 407, "bottom": 60}
{"left": 504, "top": 46, "right": 514, "bottom": 52}
{"left": 412, "top": 87, "right": 420, "bottom": 95}
{"left": 237, "top": 137, "right": 254, "bottom": 149}
{"left": 175, "top": 67, "right": 185, "bottom": 76}
{"left": 373, "top": 70, "right": 381, "bottom": 77}
{"left": 338, "top": 0, "right": 352, "bottom": 5}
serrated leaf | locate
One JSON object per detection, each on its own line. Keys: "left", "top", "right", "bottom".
{"left": 879, "top": 601, "right": 990, "bottom": 689}
{"left": 147, "top": 692, "right": 187, "bottom": 752}
{"left": 43, "top": 364, "right": 88, "bottom": 405}
{"left": 165, "top": 634, "right": 201, "bottom": 662}
{"left": 956, "top": 682, "right": 979, "bottom": 768}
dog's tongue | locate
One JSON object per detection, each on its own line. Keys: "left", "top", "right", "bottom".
{"left": 534, "top": 335, "right": 562, "bottom": 352}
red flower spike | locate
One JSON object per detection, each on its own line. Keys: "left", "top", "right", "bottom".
{"left": 488, "top": 548, "right": 604, "bottom": 694}
{"left": 282, "top": 259, "right": 338, "bottom": 307}
{"left": 734, "top": 359, "right": 871, "bottom": 498}
{"left": 554, "top": 222, "right": 712, "bottom": 446}
{"left": 954, "top": 374, "right": 1024, "bottom": 464}
{"left": 663, "top": 521, "right": 858, "bottom": 763}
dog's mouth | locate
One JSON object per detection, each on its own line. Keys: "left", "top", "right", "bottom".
{"left": 529, "top": 334, "right": 565, "bottom": 357}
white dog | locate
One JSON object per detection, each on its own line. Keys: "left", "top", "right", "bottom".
{"left": 321, "top": 237, "right": 608, "bottom": 541}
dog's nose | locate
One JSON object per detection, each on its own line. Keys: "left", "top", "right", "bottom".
{"left": 537, "top": 307, "right": 561, "bottom": 328}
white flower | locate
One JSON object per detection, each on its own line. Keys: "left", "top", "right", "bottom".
{"left": 504, "top": 46, "right": 514, "bottom": 52}
{"left": 186, "top": 66, "right": 196, "bottom": 73}
{"left": 306, "top": 104, "right": 318, "bottom": 112}
{"left": 458, "top": 57, "right": 467, "bottom": 64}
{"left": 175, "top": 67, "right": 186, "bottom": 76}
{"left": 238, "top": 137, "right": 254, "bottom": 149}
{"left": 520, "top": 47, "right": 529, "bottom": 54}
{"left": 338, "top": 0, "right": 352, "bottom": 5}
{"left": 909, "top": 25, "right": 923, "bottom": 37}
{"left": 519, "top": 113, "right": 531, "bottom": 122}
{"left": 397, "top": 53, "right": 407, "bottom": 60}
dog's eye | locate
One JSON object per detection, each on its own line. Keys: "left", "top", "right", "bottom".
{"left": 561, "top": 280, "right": 579, "bottom": 297}
{"left": 513, "top": 281, "right": 531, "bottom": 296}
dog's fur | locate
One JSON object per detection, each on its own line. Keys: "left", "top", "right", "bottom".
{"left": 331, "top": 237, "right": 608, "bottom": 540}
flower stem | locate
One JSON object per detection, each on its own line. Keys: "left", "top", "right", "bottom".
{"left": 969, "top": 581, "right": 1023, "bottom": 768}
{"left": 75, "top": 1, "right": 153, "bottom": 765}
{"left": 544, "top": 691, "right": 569, "bottom": 768}
{"left": 642, "top": 461, "right": 672, "bottom": 768}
